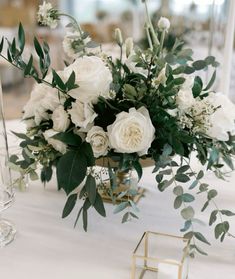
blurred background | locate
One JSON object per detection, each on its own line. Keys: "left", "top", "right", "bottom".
{"left": 0, "top": 0, "right": 233, "bottom": 119}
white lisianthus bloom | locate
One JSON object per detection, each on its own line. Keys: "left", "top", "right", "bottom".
{"left": 37, "top": 1, "right": 59, "bottom": 29}
{"left": 158, "top": 17, "right": 170, "bottom": 31}
{"left": 52, "top": 105, "right": 70, "bottom": 132}
{"left": 125, "top": 37, "right": 134, "bottom": 58}
{"left": 64, "top": 56, "right": 112, "bottom": 103}
{"left": 86, "top": 126, "right": 109, "bottom": 158}
{"left": 204, "top": 92, "right": 235, "bottom": 141}
{"left": 44, "top": 129, "right": 67, "bottom": 154}
{"left": 107, "top": 107, "right": 155, "bottom": 155}
{"left": 68, "top": 101, "right": 97, "bottom": 129}
{"left": 176, "top": 89, "right": 195, "bottom": 111}
{"left": 63, "top": 32, "right": 91, "bottom": 59}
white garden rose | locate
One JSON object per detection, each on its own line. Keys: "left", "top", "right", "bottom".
{"left": 204, "top": 92, "right": 235, "bottom": 141}
{"left": 52, "top": 105, "right": 70, "bottom": 132}
{"left": 23, "top": 73, "right": 66, "bottom": 125}
{"left": 64, "top": 56, "right": 112, "bottom": 103}
{"left": 86, "top": 126, "right": 109, "bottom": 158}
{"left": 107, "top": 107, "right": 155, "bottom": 155}
{"left": 43, "top": 129, "right": 67, "bottom": 154}
{"left": 176, "top": 89, "right": 195, "bottom": 111}
{"left": 68, "top": 100, "right": 97, "bottom": 130}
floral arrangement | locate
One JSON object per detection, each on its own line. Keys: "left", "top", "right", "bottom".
{"left": 1, "top": 0, "right": 235, "bottom": 256}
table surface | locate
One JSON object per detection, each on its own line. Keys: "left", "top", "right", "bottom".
{"left": 1, "top": 120, "right": 235, "bottom": 279}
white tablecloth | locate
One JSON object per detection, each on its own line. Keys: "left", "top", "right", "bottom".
{"left": 1, "top": 120, "right": 235, "bottom": 279}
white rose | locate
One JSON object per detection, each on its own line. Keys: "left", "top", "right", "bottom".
{"left": 158, "top": 17, "right": 170, "bottom": 31}
{"left": 176, "top": 89, "right": 195, "bottom": 111}
{"left": 52, "top": 105, "right": 70, "bottom": 132}
{"left": 107, "top": 107, "right": 155, "bottom": 155}
{"left": 86, "top": 126, "right": 109, "bottom": 158}
{"left": 23, "top": 73, "right": 65, "bottom": 125}
{"left": 68, "top": 101, "right": 97, "bottom": 129}
{"left": 205, "top": 93, "right": 235, "bottom": 141}
{"left": 64, "top": 56, "right": 112, "bottom": 103}
{"left": 43, "top": 129, "right": 67, "bottom": 154}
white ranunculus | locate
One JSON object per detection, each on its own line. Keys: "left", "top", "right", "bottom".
{"left": 176, "top": 89, "right": 195, "bottom": 111}
{"left": 205, "top": 93, "right": 235, "bottom": 141}
{"left": 52, "top": 105, "right": 70, "bottom": 132}
{"left": 158, "top": 17, "right": 170, "bottom": 31}
{"left": 43, "top": 129, "right": 67, "bottom": 154}
{"left": 68, "top": 100, "right": 97, "bottom": 129}
{"left": 64, "top": 56, "right": 112, "bottom": 103}
{"left": 107, "top": 107, "right": 155, "bottom": 155}
{"left": 86, "top": 126, "right": 109, "bottom": 158}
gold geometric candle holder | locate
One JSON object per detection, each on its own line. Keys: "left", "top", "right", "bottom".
{"left": 131, "top": 231, "right": 190, "bottom": 279}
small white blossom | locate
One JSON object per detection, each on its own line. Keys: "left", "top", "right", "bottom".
{"left": 125, "top": 37, "right": 134, "bottom": 58}
{"left": 37, "top": 1, "right": 59, "bottom": 29}
{"left": 63, "top": 32, "right": 91, "bottom": 59}
{"left": 158, "top": 17, "right": 170, "bottom": 31}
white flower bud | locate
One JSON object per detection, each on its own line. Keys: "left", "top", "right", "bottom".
{"left": 114, "top": 28, "right": 123, "bottom": 46}
{"left": 158, "top": 17, "right": 170, "bottom": 31}
{"left": 125, "top": 37, "right": 134, "bottom": 58}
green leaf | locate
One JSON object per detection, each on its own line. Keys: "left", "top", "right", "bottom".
{"left": 194, "top": 232, "right": 211, "bottom": 245}
{"left": 11, "top": 131, "right": 30, "bottom": 140}
{"left": 113, "top": 201, "right": 129, "bottom": 214}
{"left": 194, "top": 245, "right": 208, "bottom": 256}
{"left": 180, "top": 220, "right": 192, "bottom": 232}
{"left": 173, "top": 186, "right": 183, "bottom": 196}
{"left": 74, "top": 207, "right": 83, "bottom": 228}
{"left": 174, "top": 77, "right": 185, "bottom": 85}
{"left": 52, "top": 69, "right": 66, "bottom": 91}
{"left": 81, "top": 142, "right": 95, "bottom": 167}
{"left": 18, "top": 22, "right": 25, "bottom": 52}
{"left": 215, "top": 223, "right": 225, "bottom": 239}
{"left": 203, "top": 70, "right": 216, "bottom": 91}
{"left": 162, "top": 144, "right": 173, "bottom": 156}
{"left": 220, "top": 210, "right": 235, "bottom": 217}
{"left": 192, "top": 60, "right": 207, "bottom": 71}
{"left": 130, "top": 212, "right": 139, "bottom": 219}
{"left": 175, "top": 174, "right": 190, "bottom": 183}
{"left": 181, "top": 193, "right": 195, "bottom": 203}
{"left": 189, "top": 180, "right": 198, "bottom": 190}
{"left": 158, "top": 177, "right": 175, "bottom": 191}
{"left": 201, "top": 200, "right": 209, "bottom": 212}
{"left": 197, "top": 170, "right": 204, "bottom": 180}
{"left": 207, "top": 189, "right": 217, "bottom": 200}
{"left": 52, "top": 132, "right": 82, "bottom": 146}
{"left": 122, "top": 212, "right": 129, "bottom": 223}
{"left": 85, "top": 174, "right": 96, "bottom": 205}
{"left": 94, "top": 193, "right": 106, "bottom": 217}
{"left": 62, "top": 194, "right": 78, "bottom": 218}
{"left": 174, "top": 196, "right": 182, "bottom": 209}
{"left": 34, "top": 37, "right": 44, "bottom": 59}
{"left": 24, "top": 55, "right": 34, "bottom": 76}
{"left": 40, "top": 164, "right": 53, "bottom": 183}
{"left": 177, "top": 165, "right": 190, "bottom": 174}
{"left": 132, "top": 161, "right": 142, "bottom": 181}
{"left": 209, "top": 210, "right": 218, "bottom": 226}
{"left": 181, "top": 206, "right": 195, "bottom": 220}
{"left": 56, "top": 150, "right": 87, "bottom": 195}
{"left": 83, "top": 208, "right": 88, "bottom": 232}
{"left": 66, "top": 71, "right": 76, "bottom": 91}
{"left": 129, "top": 200, "right": 139, "bottom": 213}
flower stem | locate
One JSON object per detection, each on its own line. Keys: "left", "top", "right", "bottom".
{"left": 158, "top": 30, "right": 166, "bottom": 57}
{"left": 59, "top": 13, "right": 83, "bottom": 37}
{"left": 145, "top": 25, "right": 153, "bottom": 50}
{"left": 143, "top": 0, "right": 159, "bottom": 46}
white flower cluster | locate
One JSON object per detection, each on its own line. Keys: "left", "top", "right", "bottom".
{"left": 37, "top": 1, "right": 59, "bottom": 29}
{"left": 176, "top": 77, "right": 235, "bottom": 141}
{"left": 23, "top": 55, "right": 156, "bottom": 157}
